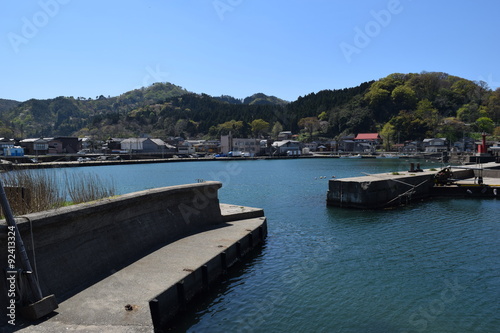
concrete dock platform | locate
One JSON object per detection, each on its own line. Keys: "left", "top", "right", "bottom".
{"left": 7, "top": 204, "right": 267, "bottom": 333}
{"left": 432, "top": 177, "right": 500, "bottom": 198}
{"left": 327, "top": 162, "right": 500, "bottom": 209}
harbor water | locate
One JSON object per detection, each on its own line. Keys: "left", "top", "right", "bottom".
{"left": 45, "top": 159, "right": 500, "bottom": 332}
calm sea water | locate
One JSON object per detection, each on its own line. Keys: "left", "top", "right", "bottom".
{"left": 54, "top": 159, "right": 500, "bottom": 332}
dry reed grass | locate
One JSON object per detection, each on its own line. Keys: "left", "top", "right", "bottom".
{"left": 0, "top": 169, "right": 116, "bottom": 216}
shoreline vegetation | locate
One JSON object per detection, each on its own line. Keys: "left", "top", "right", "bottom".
{"left": 0, "top": 169, "right": 115, "bottom": 216}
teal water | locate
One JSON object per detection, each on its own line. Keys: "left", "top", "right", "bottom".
{"left": 52, "top": 159, "right": 500, "bottom": 332}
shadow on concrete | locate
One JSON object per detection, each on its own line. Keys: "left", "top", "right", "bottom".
{"left": 165, "top": 240, "right": 268, "bottom": 333}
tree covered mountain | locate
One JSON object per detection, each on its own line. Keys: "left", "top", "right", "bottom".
{"left": 214, "top": 93, "right": 288, "bottom": 106}
{"left": 0, "top": 99, "right": 20, "bottom": 113}
{"left": 1, "top": 72, "right": 499, "bottom": 142}
{"left": 0, "top": 83, "right": 189, "bottom": 138}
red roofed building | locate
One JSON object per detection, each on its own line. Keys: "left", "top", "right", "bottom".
{"left": 354, "top": 133, "right": 381, "bottom": 141}
{"left": 353, "top": 133, "right": 381, "bottom": 152}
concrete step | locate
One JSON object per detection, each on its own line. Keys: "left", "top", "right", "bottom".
{"left": 15, "top": 209, "right": 267, "bottom": 333}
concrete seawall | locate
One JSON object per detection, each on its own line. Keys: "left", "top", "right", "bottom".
{"left": 327, "top": 168, "right": 476, "bottom": 209}
{"left": 0, "top": 182, "right": 267, "bottom": 331}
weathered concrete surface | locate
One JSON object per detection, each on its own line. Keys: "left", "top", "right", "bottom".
{"left": 327, "top": 170, "right": 438, "bottom": 209}
{"left": 1, "top": 182, "right": 225, "bottom": 312}
{"left": 432, "top": 177, "right": 500, "bottom": 198}
{"left": 326, "top": 167, "right": 476, "bottom": 209}
{"left": 10, "top": 207, "right": 266, "bottom": 332}
{"left": 1, "top": 182, "right": 267, "bottom": 332}
{"left": 327, "top": 163, "right": 499, "bottom": 208}
{"left": 472, "top": 162, "right": 500, "bottom": 178}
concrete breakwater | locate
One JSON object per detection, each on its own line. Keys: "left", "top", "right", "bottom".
{"left": 0, "top": 182, "right": 267, "bottom": 332}
{"left": 327, "top": 162, "right": 500, "bottom": 209}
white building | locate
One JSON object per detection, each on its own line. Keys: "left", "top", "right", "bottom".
{"left": 423, "top": 138, "right": 448, "bottom": 153}
{"left": 121, "top": 138, "right": 172, "bottom": 153}
{"left": 221, "top": 135, "right": 260, "bottom": 156}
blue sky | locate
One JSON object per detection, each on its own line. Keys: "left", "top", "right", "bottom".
{"left": 1, "top": 0, "right": 499, "bottom": 102}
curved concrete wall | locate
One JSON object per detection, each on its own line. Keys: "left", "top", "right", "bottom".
{"left": 0, "top": 182, "right": 223, "bottom": 314}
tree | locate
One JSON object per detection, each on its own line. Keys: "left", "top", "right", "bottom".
{"left": 318, "top": 111, "right": 328, "bottom": 121}
{"left": 0, "top": 122, "right": 14, "bottom": 138}
{"left": 379, "top": 122, "right": 395, "bottom": 151}
{"left": 174, "top": 119, "right": 188, "bottom": 137}
{"left": 457, "top": 103, "right": 480, "bottom": 124}
{"left": 271, "top": 121, "right": 283, "bottom": 139}
{"left": 389, "top": 110, "right": 430, "bottom": 141}
{"left": 297, "top": 117, "right": 320, "bottom": 141}
{"left": 415, "top": 99, "right": 440, "bottom": 135}
{"left": 249, "top": 119, "right": 269, "bottom": 138}
{"left": 217, "top": 120, "right": 244, "bottom": 137}
{"left": 451, "top": 79, "right": 478, "bottom": 104}
{"left": 364, "top": 87, "right": 390, "bottom": 109}
{"left": 436, "top": 117, "right": 467, "bottom": 143}
{"left": 391, "top": 85, "right": 417, "bottom": 110}
{"left": 474, "top": 117, "right": 495, "bottom": 133}
{"left": 487, "top": 88, "right": 500, "bottom": 124}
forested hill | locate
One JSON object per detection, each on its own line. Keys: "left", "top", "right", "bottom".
{"left": 0, "top": 72, "right": 499, "bottom": 141}
{"left": 0, "top": 82, "right": 190, "bottom": 138}
{"left": 214, "top": 93, "right": 289, "bottom": 106}
{"left": 0, "top": 99, "right": 20, "bottom": 113}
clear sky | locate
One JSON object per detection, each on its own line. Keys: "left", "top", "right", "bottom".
{"left": 1, "top": 0, "right": 499, "bottom": 102}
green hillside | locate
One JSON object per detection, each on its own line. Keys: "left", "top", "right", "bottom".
{"left": 214, "top": 93, "right": 288, "bottom": 106}
{"left": 1, "top": 73, "right": 499, "bottom": 142}
{"left": 0, "top": 99, "right": 20, "bottom": 113}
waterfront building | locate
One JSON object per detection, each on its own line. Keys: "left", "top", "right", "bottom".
{"left": 354, "top": 133, "right": 381, "bottom": 152}
{"left": 19, "top": 138, "right": 49, "bottom": 155}
{"left": 221, "top": 135, "right": 260, "bottom": 156}
{"left": 0, "top": 138, "right": 15, "bottom": 154}
{"left": 121, "top": 138, "right": 172, "bottom": 153}
{"left": 45, "top": 137, "right": 80, "bottom": 154}
{"left": 423, "top": 138, "right": 448, "bottom": 153}
{"left": 272, "top": 140, "right": 301, "bottom": 155}
{"left": 277, "top": 131, "right": 293, "bottom": 140}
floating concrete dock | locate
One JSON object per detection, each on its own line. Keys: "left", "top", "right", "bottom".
{"left": 0, "top": 183, "right": 267, "bottom": 332}
{"left": 327, "top": 162, "right": 500, "bottom": 209}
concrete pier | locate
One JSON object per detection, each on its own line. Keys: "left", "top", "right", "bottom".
{"left": 0, "top": 183, "right": 267, "bottom": 332}
{"left": 327, "top": 162, "right": 500, "bottom": 209}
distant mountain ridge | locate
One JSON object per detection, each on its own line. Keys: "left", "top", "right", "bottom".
{"left": 0, "top": 99, "right": 21, "bottom": 113}
{"left": 214, "top": 93, "right": 288, "bottom": 106}
{"left": 0, "top": 83, "right": 289, "bottom": 138}
{"left": 0, "top": 72, "right": 498, "bottom": 142}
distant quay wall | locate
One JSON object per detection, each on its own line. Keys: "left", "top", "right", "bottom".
{"left": 0, "top": 155, "right": 312, "bottom": 170}
{"left": 0, "top": 153, "right": 441, "bottom": 171}
{"left": 0, "top": 182, "right": 267, "bottom": 330}
{"left": 326, "top": 168, "right": 480, "bottom": 209}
